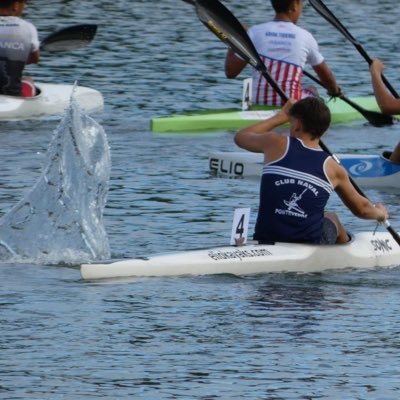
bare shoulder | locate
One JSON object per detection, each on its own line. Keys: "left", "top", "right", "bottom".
{"left": 263, "top": 134, "right": 288, "bottom": 162}
{"left": 325, "top": 157, "right": 348, "bottom": 188}
{"left": 235, "top": 129, "right": 281, "bottom": 150}
{"left": 263, "top": 133, "right": 288, "bottom": 152}
{"left": 265, "top": 132, "right": 286, "bottom": 144}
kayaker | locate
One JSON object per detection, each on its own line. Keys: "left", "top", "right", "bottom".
{"left": 0, "top": 0, "right": 39, "bottom": 97}
{"left": 369, "top": 59, "right": 400, "bottom": 164}
{"left": 225, "top": 0, "right": 341, "bottom": 106}
{"left": 234, "top": 97, "right": 388, "bottom": 244}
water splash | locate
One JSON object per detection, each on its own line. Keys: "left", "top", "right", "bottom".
{"left": 0, "top": 94, "right": 111, "bottom": 264}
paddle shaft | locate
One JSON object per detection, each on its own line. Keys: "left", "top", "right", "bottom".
{"left": 191, "top": 0, "right": 400, "bottom": 246}
{"left": 309, "top": 0, "right": 400, "bottom": 99}
{"left": 302, "top": 70, "right": 355, "bottom": 111}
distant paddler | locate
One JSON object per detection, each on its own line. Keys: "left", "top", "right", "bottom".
{"left": 234, "top": 97, "right": 388, "bottom": 244}
{"left": 224, "top": 0, "right": 342, "bottom": 106}
{"left": 370, "top": 59, "right": 400, "bottom": 164}
{"left": 0, "top": 0, "right": 39, "bottom": 97}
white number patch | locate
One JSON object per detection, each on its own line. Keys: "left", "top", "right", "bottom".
{"left": 230, "top": 208, "right": 251, "bottom": 246}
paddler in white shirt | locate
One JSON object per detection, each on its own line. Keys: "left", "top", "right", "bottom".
{"left": 225, "top": 0, "right": 341, "bottom": 106}
{"left": 0, "top": 0, "right": 39, "bottom": 97}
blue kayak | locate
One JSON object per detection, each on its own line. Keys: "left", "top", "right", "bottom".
{"left": 208, "top": 151, "right": 400, "bottom": 190}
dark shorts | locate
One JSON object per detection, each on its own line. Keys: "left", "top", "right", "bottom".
{"left": 319, "top": 217, "right": 338, "bottom": 244}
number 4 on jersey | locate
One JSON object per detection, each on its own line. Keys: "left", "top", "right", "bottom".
{"left": 230, "top": 208, "right": 251, "bottom": 246}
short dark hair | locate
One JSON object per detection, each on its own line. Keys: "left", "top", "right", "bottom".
{"left": 271, "top": 0, "right": 293, "bottom": 13}
{"left": 288, "top": 97, "right": 331, "bottom": 139}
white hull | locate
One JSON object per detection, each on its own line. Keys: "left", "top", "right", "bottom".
{"left": 0, "top": 82, "right": 103, "bottom": 121}
{"left": 208, "top": 151, "right": 400, "bottom": 189}
{"left": 80, "top": 231, "right": 400, "bottom": 280}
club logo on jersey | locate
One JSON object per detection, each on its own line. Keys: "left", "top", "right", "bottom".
{"left": 275, "top": 188, "right": 308, "bottom": 218}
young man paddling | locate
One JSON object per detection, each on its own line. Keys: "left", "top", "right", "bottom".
{"left": 235, "top": 97, "right": 388, "bottom": 244}
{"left": 0, "top": 0, "right": 39, "bottom": 97}
{"left": 225, "top": 0, "right": 341, "bottom": 106}
{"left": 369, "top": 59, "right": 400, "bottom": 164}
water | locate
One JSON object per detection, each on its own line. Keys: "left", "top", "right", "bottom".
{"left": 1, "top": 0, "right": 400, "bottom": 398}
{"left": 0, "top": 97, "right": 110, "bottom": 263}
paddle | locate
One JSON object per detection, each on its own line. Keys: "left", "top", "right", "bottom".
{"left": 309, "top": 0, "right": 399, "bottom": 99}
{"left": 302, "top": 70, "right": 396, "bottom": 127}
{"left": 40, "top": 24, "right": 97, "bottom": 52}
{"left": 189, "top": 0, "right": 400, "bottom": 246}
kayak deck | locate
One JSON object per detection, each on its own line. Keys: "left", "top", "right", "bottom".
{"left": 81, "top": 231, "right": 400, "bottom": 280}
{"left": 151, "top": 96, "right": 383, "bottom": 133}
{"left": 0, "top": 82, "right": 103, "bottom": 121}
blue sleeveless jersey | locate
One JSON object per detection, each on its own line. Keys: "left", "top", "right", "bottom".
{"left": 254, "top": 137, "right": 334, "bottom": 243}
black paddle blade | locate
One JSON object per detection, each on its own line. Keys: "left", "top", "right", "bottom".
{"left": 303, "top": 69, "right": 396, "bottom": 127}
{"left": 342, "top": 97, "right": 397, "bottom": 127}
{"left": 360, "top": 110, "right": 396, "bottom": 127}
{"left": 195, "top": 0, "right": 261, "bottom": 70}
{"left": 40, "top": 24, "right": 98, "bottom": 51}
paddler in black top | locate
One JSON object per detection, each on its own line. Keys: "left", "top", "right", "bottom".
{"left": 0, "top": 0, "right": 39, "bottom": 96}
{"left": 234, "top": 97, "right": 389, "bottom": 244}
{"left": 369, "top": 59, "right": 400, "bottom": 164}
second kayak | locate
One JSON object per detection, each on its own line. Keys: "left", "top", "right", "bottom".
{"left": 152, "top": 96, "right": 386, "bottom": 133}
{"left": 0, "top": 82, "right": 103, "bottom": 121}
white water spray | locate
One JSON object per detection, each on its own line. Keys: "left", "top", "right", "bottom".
{"left": 0, "top": 93, "right": 111, "bottom": 264}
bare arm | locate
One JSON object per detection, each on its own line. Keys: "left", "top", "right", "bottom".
{"left": 234, "top": 101, "right": 294, "bottom": 158}
{"left": 234, "top": 112, "right": 288, "bottom": 153}
{"left": 27, "top": 50, "right": 39, "bottom": 65}
{"left": 312, "top": 61, "right": 342, "bottom": 97}
{"left": 328, "top": 160, "right": 388, "bottom": 221}
{"left": 225, "top": 48, "right": 248, "bottom": 78}
{"left": 224, "top": 22, "right": 249, "bottom": 79}
{"left": 370, "top": 58, "right": 400, "bottom": 115}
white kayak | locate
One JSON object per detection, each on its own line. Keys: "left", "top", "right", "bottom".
{"left": 0, "top": 82, "right": 103, "bottom": 121}
{"left": 80, "top": 231, "right": 400, "bottom": 280}
{"left": 208, "top": 151, "right": 400, "bottom": 189}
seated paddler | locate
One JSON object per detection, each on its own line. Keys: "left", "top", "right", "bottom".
{"left": 234, "top": 97, "right": 388, "bottom": 244}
